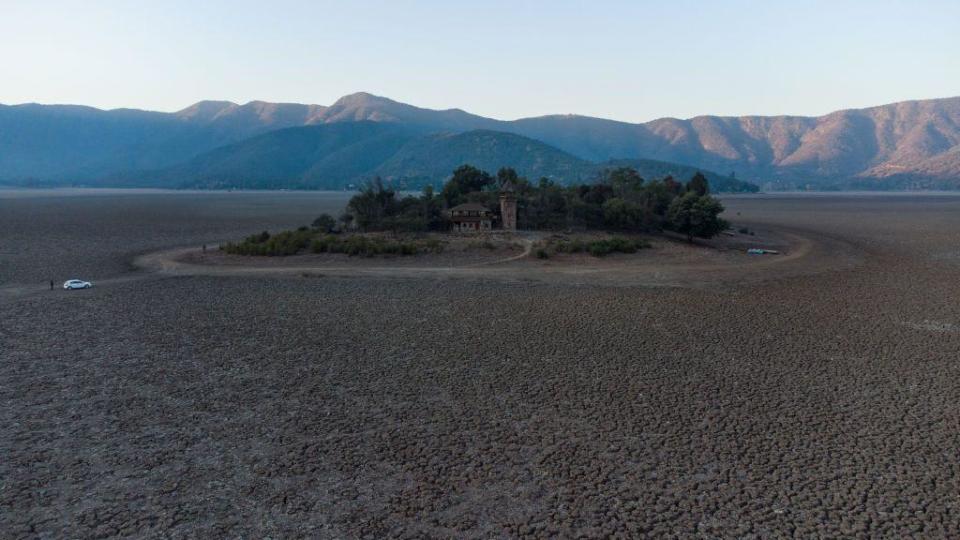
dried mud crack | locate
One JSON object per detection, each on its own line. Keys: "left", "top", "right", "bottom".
{"left": 3, "top": 192, "right": 960, "bottom": 538}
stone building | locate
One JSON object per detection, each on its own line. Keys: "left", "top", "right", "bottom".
{"left": 499, "top": 181, "right": 517, "bottom": 232}
{"left": 448, "top": 202, "right": 493, "bottom": 233}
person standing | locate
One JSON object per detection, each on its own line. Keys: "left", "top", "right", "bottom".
{"left": 50, "top": 280, "right": 54, "bottom": 291}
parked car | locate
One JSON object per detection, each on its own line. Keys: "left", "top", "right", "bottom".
{"left": 63, "top": 279, "right": 92, "bottom": 290}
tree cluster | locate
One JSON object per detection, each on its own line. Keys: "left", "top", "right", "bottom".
{"left": 339, "top": 165, "right": 728, "bottom": 240}
{"left": 342, "top": 178, "right": 445, "bottom": 233}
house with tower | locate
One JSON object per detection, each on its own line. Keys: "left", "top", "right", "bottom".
{"left": 447, "top": 181, "right": 518, "bottom": 233}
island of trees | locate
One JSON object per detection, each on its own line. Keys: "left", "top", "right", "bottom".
{"left": 223, "top": 164, "right": 729, "bottom": 256}
{"left": 340, "top": 165, "right": 727, "bottom": 238}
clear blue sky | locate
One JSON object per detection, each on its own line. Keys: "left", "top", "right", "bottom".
{"left": 1, "top": 0, "right": 957, "bottom": 122}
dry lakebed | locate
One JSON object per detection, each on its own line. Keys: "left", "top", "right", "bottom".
{"left": 2, "top": 189, "right": 960, "bottom": 538}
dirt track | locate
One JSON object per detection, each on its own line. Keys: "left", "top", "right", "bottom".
{"left": 3, "top": 191, "right": 960, "bottom": 538}
{"left": 1, "top": 224, "right": 825, "bottom": 298}
{"left": 131, "top": 223, "right": 843, "bottom": 289}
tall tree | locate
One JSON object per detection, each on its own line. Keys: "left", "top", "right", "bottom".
{"left": 347, "top": 177, "right": 397, "bottom": 231}
{"left": 497, "top": 167, "right": 519, "bottom": 187}
{"left": 662, "top": 175, "right": 684, "bottom": 196}
{"left": 420, "top": 184, "right": 445, "bottom": 230}
{"left": 666, "top": 192, "right": 727, "bottom": 241}
{"left": 441, "top": 164, "right": 494, "bottom": 207}
{"left": 604, "top": 167, "right": 645, "bottom": 199}
{"left": 687, "top": 172, "right": 710, "bottom": 196}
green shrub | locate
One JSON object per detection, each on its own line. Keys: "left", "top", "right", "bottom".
{"left": 223, "top": 228, "right": 314, "bottom": 256}
{"left": 588, "top": 242, "right": 611, "bottom": 257}
{"left": 310, "top": 236, "right": 331, "bottom": 253}
{"left": 554, "top": 239, "right": 586, "bottom": 253}
{"left": 228, "top": 221, "right": 445, "bottom": 259}
{"left": 536, "top": 248, "right": 550, "bottom": 259}
{"left": 552, "top": 236, "right": 648, "bottom": 257}
{"left": 423, "top": 238, "right": 445, "bottom": 254}
{"left": 309, "top": 234, "right": 438, "bottom": 257}
{"left": 312, "top": 214, "right": 337, "bottom": 233}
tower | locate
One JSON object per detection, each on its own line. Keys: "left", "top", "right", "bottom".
{"left": 499, "top": 180, "right": 517, "bottom": 232}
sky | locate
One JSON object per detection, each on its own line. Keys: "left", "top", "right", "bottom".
{"left": 0, "top": 0, "right": 957, "bottom": 122}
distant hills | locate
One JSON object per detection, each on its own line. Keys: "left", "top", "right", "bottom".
{"left": 120, "top": 122, "right": 753, "bottom": 192}
{"left": 3, "top": 92, "right": 959, "bottom": 190}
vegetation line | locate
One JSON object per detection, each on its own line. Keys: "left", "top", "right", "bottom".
{"left": 222, "top": 164, "right": 729, "bottom": 257}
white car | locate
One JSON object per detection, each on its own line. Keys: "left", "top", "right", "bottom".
{"left": 63, "top": 279, "right": 92, "bottom": 290}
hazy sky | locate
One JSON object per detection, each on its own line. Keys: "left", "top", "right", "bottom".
{"left": 1, "top": 0, "right": 957, "bottom": 122}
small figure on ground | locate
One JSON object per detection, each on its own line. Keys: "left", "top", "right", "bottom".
{"left": 50, "top": 280, "right": 54, "bottom": 290}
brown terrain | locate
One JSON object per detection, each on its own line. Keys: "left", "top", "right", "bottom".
{"left": 174, "top": 92, "right": 960, "bottom": 184}
{"left": 2, "top": 189, "right": 960, "bottom": 538}
{"left": 142, "top": 226, "right": 845, "bottom": 290}
{"left": 4, "top": 93, "right": 960, "bottom": 187}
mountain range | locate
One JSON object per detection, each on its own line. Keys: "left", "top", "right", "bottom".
{"left": 2, "top": 92, "right": 959, "bottom": 190}
{"left": 117, "top": 122, "right": 751, "bottom": 192}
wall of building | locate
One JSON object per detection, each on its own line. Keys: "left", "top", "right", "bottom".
{"left": 500, "top": 196, "right": 517, "bottom": 231}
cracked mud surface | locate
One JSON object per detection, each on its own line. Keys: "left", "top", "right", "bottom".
{"left": 3, "top": 191, "right": 960, "bottom": 538}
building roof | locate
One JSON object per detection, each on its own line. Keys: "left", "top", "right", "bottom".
{"left": 449, "top": 202, "right": 491, "bottom": 213}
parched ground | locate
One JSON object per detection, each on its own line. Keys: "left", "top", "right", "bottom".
{"left": 2, "top": 191, "right": 960, "bottom": 538}
{"left": 140, "top": 219, "right": 852, "bottom": 289}
{"left": 0, "top": 189, "right": 354, "bottom": 286}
